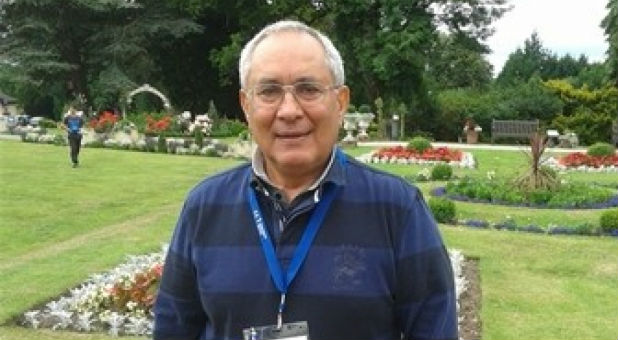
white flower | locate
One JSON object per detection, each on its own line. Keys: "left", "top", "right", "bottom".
{"left": 486, "top": 171, "right": 495, "bottom": 180}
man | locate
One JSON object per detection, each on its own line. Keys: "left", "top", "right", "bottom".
{"left": 62, "top": 107, "right": 84, "bottom": 167}
{"left": 154, "top": 20, "right": 457, "bottom": 340}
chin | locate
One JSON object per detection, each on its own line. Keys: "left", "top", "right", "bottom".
{"left": 273, "top": 152, "right": 317, "bottom": 169}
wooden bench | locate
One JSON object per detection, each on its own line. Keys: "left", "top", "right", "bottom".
{"left": 491, "top": 119, "right": 539, "bottom": 143}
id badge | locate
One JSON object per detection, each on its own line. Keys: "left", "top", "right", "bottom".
{"left": 243, "top": 321, "right": 309, "bottom": 340}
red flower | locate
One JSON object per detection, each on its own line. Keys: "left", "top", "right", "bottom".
{"left": 372, "top": 146, "right": 462, "bottom": 162}
{"left": 88, "top": 111, "right": 118, "bottom": 133}
{"left": 559, "top": 152, "right": 618, "bottom": 168}
{"left": 146, "top": 115, "right": 172, "bottom": 134}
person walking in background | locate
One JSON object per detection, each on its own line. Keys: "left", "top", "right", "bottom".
{"left": 154, "top": 19, "right": 457, "bottom": 340}
{"left": 62, "top": 106, "right": 84, "bottom": 168}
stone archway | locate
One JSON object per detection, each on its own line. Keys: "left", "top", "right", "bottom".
{"left": 124, "top": 84, "right": 171, "bottom": 117}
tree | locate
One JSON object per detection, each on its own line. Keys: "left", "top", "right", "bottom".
{"left": 572, "top": 63, "right": 609, "bottom": 89}
{"left": 169, "top": 0, "right": 509, "bottom": 120}
{"left": 601, "top": 0, "right": 617, "bottom": 86}
{"left": 544, "top": 79, "right": 618, "bottom": 144}
{"left": 1, "top": 0, "right": 510, "bottom": 121}
{"left": 0, "top": 0, "right": 201, "bottom": 118}
{"left": 498, "top": 33, "right": 593, "bottom": 85}
{"left": 497, "top": 32, "right": 551, "bottom": 84}
{"left": 426, "top": 33, "right": 493, "bottom": 90}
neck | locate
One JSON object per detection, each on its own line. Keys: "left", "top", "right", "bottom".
{"left": 264, "top": 159, "right": 328, "bottom": 202}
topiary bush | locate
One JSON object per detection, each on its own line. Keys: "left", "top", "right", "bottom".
{"left": 431, "top": 164, "right": 453, "bottom": 181}
{"left": 428, "top": 197, "right": 456, "bottom": 223}
{"left": 599, "top": 208, "right": 618, "bottom": 232}
{"left": 407, "top": 136, "right": 431, "bottom": 153}
{"left": 587, "top": 142, "right": 616, "bottom": 157}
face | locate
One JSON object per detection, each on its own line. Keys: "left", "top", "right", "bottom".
{"left": 240, "top": 31, "right": 349, "bottom": 176}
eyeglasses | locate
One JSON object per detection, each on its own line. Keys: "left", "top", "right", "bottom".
{"left": 247, "top": 82, "right": 339, "bottom": 107}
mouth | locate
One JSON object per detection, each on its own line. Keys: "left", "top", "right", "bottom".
{"left": 275, "top": 130, "right": 311, "bottom": 139}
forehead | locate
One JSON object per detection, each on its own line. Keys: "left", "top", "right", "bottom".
{"left": 248, "top": 31, "right": 331, "bottom": 84}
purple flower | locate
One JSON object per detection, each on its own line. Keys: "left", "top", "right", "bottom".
{"left": 463, "top": 219, "right": 489, "bottom": 228}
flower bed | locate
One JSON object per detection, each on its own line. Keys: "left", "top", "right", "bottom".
{"left": 357, "top": 146, "right": 476, "bottom": 168}
{"left": 545, "top": 153, "right": 618, "bottom": 172}
{"left": 440, "top": 177, "right": 618, "bottom": 209}
{"left": 21, "top": 248, "right": 165, "bottom": 336}
{"left": 455, "top": 217, "right": 618, "bottom": 237}
{"left": 21, "top": 246, "right": 468, "bottom": 337}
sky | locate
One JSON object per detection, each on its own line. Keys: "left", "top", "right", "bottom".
{"left": 486, "top": 0, "right": 609, "bottom": 75}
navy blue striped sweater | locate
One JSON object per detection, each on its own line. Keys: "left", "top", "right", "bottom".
{"left": 154, "top": 152, "right": 457, "bottom": 340}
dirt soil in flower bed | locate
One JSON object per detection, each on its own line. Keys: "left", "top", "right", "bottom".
{"left": 459, "top": 257, "right": 482, "bottom": 340}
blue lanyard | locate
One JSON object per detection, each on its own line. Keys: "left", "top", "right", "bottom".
{"left": 247, "top": 176, "right": 340, "bottom": 328}
{"left": 247, "top": 183, "right": 338, "bottom": 292}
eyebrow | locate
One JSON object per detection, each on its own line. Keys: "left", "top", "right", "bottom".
{"left": 256, "top": 76, "right": 319, "bottom": 85}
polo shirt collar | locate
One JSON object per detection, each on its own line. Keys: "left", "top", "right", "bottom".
{"left": 250, "top": 146, "right": 346, "bottom": 193}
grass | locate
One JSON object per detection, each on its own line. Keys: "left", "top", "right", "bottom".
{"left": 441, "top": 227, "right": 618, "bottom": 340}
{"left": 0, "top": 141, "right": 240, "bottom": 339}
{"left": 1, "top": 141, "right": 617, "bottom": 339}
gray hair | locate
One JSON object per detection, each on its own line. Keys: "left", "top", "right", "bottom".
{"left": 238, "top": 20, "right": 345, "bottom": 89}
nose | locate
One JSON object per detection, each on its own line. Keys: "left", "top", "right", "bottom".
{"left": 276, "top": 89, "right": 303, "bottom": 120}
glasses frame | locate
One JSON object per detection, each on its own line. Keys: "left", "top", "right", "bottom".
{"left": 245, "top": 81, "right": 341, "bottom": 108}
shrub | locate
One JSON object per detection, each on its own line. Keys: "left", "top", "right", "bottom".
{"left": 552, "top": 108, "right": 614, "bottom": 146}
{"left": 431, "top": 164, "right": 453, "bottom": 180}
{"left": 237, "top": 130, "right": 250, "bottom": 141}
{"left": 157, "top": 133, "right": 167, "bottom": 153}
{"left": 599, "top": 209, "right": 618, "bottom": 232}
{"left": 53, "top": 133, "right": 66, "bottom": 146}
{"left": 428, "top": 197, "right": 456, "bottom": 223}
{"left": 574, "top": 222, "right": 598, "bottom": 235}
{"left": 347, "top": 104, "right": 357, "bottom": 113}
{"left": 587, "top": 142, "right": 616, "bottom": 157}
{"left": 204, "top": 147, "right": 220, "bottom": 157}
{"left": 194, "top": 129, "right": 204, "bottom": 148}
{"left": 39, "top": 118, "right": 58, "bottom": 129}
{"left": 358, "top": 104, "right": 371, "bottom": 113}
{"left": 210, "top": 118, "right": 247, "bottom": 137}
{"left": 407, "top": 136, "right": 431, "bottom": 153}
{"left": 494, "top": 218, "right": 517, "bottom": 230}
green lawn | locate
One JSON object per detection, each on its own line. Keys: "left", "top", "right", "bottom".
{"left": 0, "top": 141, "right": 617, "bottom": 339}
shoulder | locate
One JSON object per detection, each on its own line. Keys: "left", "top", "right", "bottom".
{"left": 183, "top": 162, "right": 252, "bottom": 208}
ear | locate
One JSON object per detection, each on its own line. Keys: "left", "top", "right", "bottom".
{"left": 335, "top": 85, "right": 350, "bottom": 124}
{"left": 239, "top": 89, "right": 251, "bottom": 122}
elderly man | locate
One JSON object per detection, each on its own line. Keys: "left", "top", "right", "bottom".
{"left": 154, "top": 20, "right": 457, "bottom": 340}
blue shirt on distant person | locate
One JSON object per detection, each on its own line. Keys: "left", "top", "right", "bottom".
{"left": 63, "top": 114, "right": 83, "bottom": 134}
